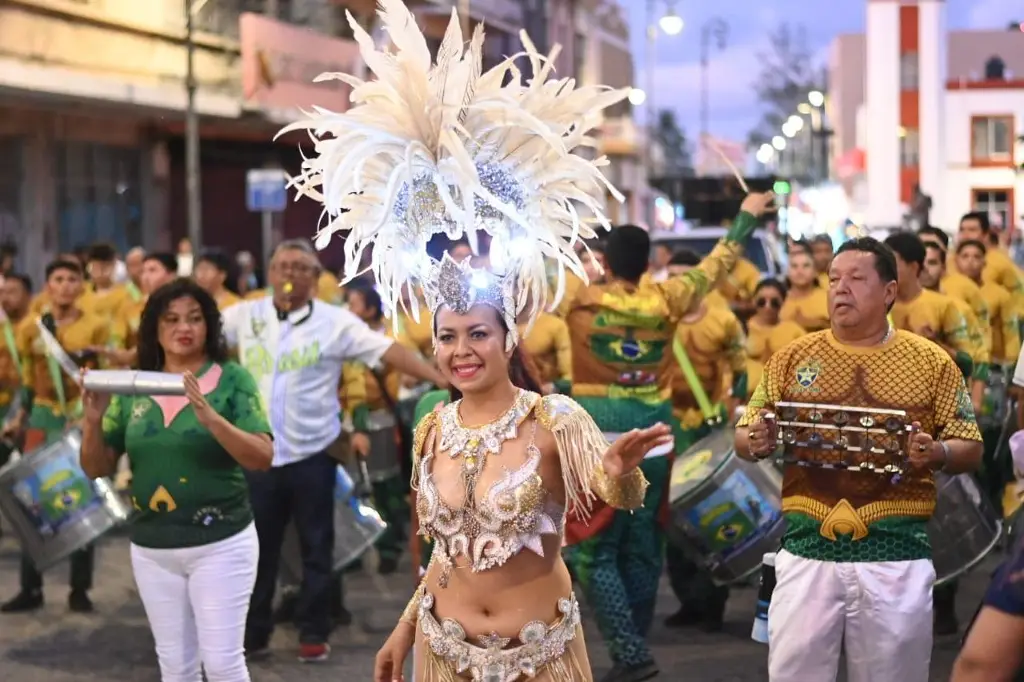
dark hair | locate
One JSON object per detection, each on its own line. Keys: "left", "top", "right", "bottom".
{"left": 754, "top": 277, "right": 788, "bottom": 300}
{"left": 835, "top": 237, "right": 899, "bottom": 284}
{"left": 917, "top": 225, "right": 950, "bottom": 250}
{"left": 923, "top": 241, "right": 947, "bottom": 261}
{"left": 956, "top": 239, "right": 987, "bottom": 256}
{"left": 433, "top": 308, "right": 544, "bottom": 401}
{"left": 788, "top": 240, "right": 814, "bottom": 260}
{"left": 0, "top": 242, "right": 17, "bottom": 258}
{"left": 137, "top": 278, "right": 229, "bottom": 371}
{"left": 884, "top": 232, "right": 926, "bottom": 270}
{"left": 347, "top": 283, "right": 384, "bottom": 322}
{"left": 586, "top": 239, "right": 606, "bottom": 255}
{"left": 45, "top": 259, "right": 83, "bottom": 280}
{"left": 87, "top": 242, "right": 118, "bottom": 264}
{"left": 196, "top": 248, "right": 239, "bottom": 294}
{"left": 144, "top": 252, "right": 179, "bottom": 275}
{"left": 3, "top": 272, "right": 32, "bottom": 293}
{"left": 605, "top": 225, "right": 650, "bottom": 283}
{"left": 960, "top": 211, "right": 990, "bottom": 233}
{"left": 668, "top": 249, "right": 701, "bottom": 267}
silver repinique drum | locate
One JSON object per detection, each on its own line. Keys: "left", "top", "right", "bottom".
{"left": 279, "top": 465, "right": 387, "bottom": 587}
{"left": 365, "top": 409, "right": 400, "bottom": 482}
{"left": 929, "top": 472, "right": 1002, "bottom": 586}
{"left": 0, "top": 429, "right": 132, "bottom": 571}
{"left": 667, "top": 430, "right": 786, "bottom": 585}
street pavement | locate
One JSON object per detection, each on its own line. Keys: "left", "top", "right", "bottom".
{"left": 0, "top": 529, "right": 992, "bottom": 681}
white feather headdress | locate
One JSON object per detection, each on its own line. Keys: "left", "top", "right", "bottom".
{"left": 279, "top": 0, "right": 627, "bottom": 346}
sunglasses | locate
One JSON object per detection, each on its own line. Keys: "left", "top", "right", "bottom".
{"left": 755, "top": 297, "right": 782, "bottom": 310}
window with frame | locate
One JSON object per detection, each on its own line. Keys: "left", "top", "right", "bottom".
{"left": 54, "top": 142, "right": 143, "bottom": 255}
{"left": 900, "top": 52, "right": 919, "bottom": 90}
{"left": 972, "top": 189, "right": 1012, "bottom": 230}
{"left": 971, "top": 116, "right": 1013, "bottom": 162}
{"left": 900, "top": 128, "right": 920, "bottom": 167}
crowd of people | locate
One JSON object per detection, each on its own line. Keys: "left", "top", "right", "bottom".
{"left": 0, "top": 203, "right": 1021, "bottom": 682}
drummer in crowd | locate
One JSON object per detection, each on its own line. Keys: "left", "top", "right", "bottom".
{"left": 745, "top": 279, "right": 805, "bottom": 399}
{"left": 220, "top": 239, "right": 445, "bottom": 663}
{"left": 338, "top": 283, "right": 406, "bottom": 575}
{"left": 0, "top": 274, "right": 32, "bottom": 470}
{"left": 919, "top": 240, "right": 991, "bottom": 413}
{"left": 123, "top": 247, "right": 147, "bottom": 305}
{"left": 80, "top": 278, "right": 273, "bottom": 682}
{"left": 917, "top": 227, "right": 991, "bottom": 332}
{"left": 519, "top": 305, "right": 572, "bottom": 395}
{"left": 79, "top": 243, "right": 128, "bottom": 324}
{"left": 105, "top": 253, "right": 179, "bottom": 368}
{"left": 952, "top": 212, "right": 1024, "bottom": 313}
{"left": 193, "top": 249, "right": 241, "bottom": 311}
{"left": 661, "top": 248, "right": 747, "bottom": 632}
{"left": 779, "top": 241, "right": 829, "bottom": 332}
{"left": 2, "top": 258, "right": 108, "bottom": 614}
{"left": 738, "top": 237, "right": 983, "bottom": 682}
{"left": 560, "top": 192, "right": 773, "bottom": 682}
{"left": 809, "top": 234, "right": 835, "bottom": 288}
{"left": 956, "top": 240, "right": 1022, "bottom": 373}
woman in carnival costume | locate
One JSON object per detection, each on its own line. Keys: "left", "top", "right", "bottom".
{"left": 280, "top": 2, "right": 672, "bottom": 680}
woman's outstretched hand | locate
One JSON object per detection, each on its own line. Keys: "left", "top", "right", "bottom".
{"left": 602, "top": 423, "right": 673, "bottom": 478}
{"left": 184, "top": 371, "right": 219, "bottom": 429}
{"left": 374, "top": 621, "right": 415, "bottom": 682}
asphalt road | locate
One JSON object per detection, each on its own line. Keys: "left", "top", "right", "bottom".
{"left": 0, "top": 529, "right": 992, "bottom": 681}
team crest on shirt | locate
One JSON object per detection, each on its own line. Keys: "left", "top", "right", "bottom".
{"left": 131, "top": 399, "right": 151, "bottom": 421}
{"left": 249, "top": 316, "right": 267, "bottom": 341}
{"left": 954, "top": 386, "right": 975, "bottom": 421}
{"left": 794, "top": 360, "right": 821, "bottom": 391}
{"left": 193, "top": 506, "right": 225, "bottom": 527}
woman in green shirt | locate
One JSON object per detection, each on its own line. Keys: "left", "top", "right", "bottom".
{"left": 80, "top": 278, "right": 273, "bottom": 682}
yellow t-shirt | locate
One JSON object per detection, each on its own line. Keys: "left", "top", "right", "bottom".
{"left": 890, "top": 288, "right": 975, "bottom": 361}
{"left": 949, "top": 297, "right": 990, "bottom": 366}
{"left": 745, "top": 319, "right": 806, "bottom": 398}
{"left": 339, "top": 327, "right": 399, "bottom": 416}
{"left": 0, "top": 316, "right": 29, "bottom": 410}
{"left": 717, "top": 257, "right": 761, "bottom": 304}
{"left": 317, "top": 271, "right": 343, "bottom": 305}
{"left": 739, "top": 329, "right": 982, "bottom": 562}
{"left": 521, "top": 312, "right": 572, "bottom": 385}
{"left": 780, "top": 287, "right": 830, "bottom": 332}
{"left": 18, "top": 309, "right": 108, "bottom": 414}
{"left": 950, "top": 246, "right": 1024, "bottom": 313}
{"left": 217, "top": 291, "right": 241, "bottom": 311}
{"left": 111, "top": 296, "right": 147, "bottom": 352}
{"left": 940, "top": 272, "right": 991, "bottom": 355}
{"left": 668, "top": 304, "right": 746, "bottom": 428}
{"left": 78, "top": 284, "right": 128, "bottom": 324}
{"left": 979, "top": 281, "right": 1022, "bottom": 364}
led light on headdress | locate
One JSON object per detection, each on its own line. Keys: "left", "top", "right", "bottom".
{"left": 423, "top": 254, "right": 518, "bottom": 349}
{"left": 279, "top": 0, "right": 628, "bottom": 346}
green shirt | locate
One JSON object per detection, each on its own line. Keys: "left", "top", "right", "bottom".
{"left": 102, "top": 361, "right": 270, "bottom": 549}
{"left": 413, "top": 390, "right": 449, "bottom": 427}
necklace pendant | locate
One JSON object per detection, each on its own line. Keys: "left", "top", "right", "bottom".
{"left": 464, "top": 455, "right": 478, "bottom": 473}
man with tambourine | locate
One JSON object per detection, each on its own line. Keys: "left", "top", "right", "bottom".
{"left": 736, "top": 237, "right": 983, "bottom": 682}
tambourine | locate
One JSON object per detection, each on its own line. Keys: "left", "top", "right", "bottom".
{"left": 762, "top": 401, "right": 917, "bottom": 483}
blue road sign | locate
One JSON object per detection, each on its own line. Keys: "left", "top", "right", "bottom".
{"left": 246, "top": 169, "right": 288, "bottom": 213}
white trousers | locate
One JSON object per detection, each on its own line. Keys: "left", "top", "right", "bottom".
{"left": 131, "top": 523, "right": 259, "bottom": 682}
{"left": 767, "top": 549, "right": 934, "bottom": 682}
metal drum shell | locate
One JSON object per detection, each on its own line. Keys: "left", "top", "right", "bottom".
{"left": 279, "top": 465, "right": 388, "bottom": 587}
{"left": 667, "top": 430, "right": 786, "bottom": 585}
{"left": 929, "top": 472, "right": 1002, "bottom": 586}
{"left": 365, "top": 427, "right": 400, "bottom": 483}
{"left": 0, "top": 429, "right": 132, "bottom": 572}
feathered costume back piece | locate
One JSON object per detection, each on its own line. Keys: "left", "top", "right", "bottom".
{"left": 279, "top": 0, "right": 628, "bottom": 348}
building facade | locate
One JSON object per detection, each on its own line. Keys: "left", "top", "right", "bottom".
{"left": 830, "top": 0, "right": 1024, "bottom": 232}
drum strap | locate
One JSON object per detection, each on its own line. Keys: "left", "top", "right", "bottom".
{"left": 125, "top": 281, "right": 142, "bottom": 303}
{"left": 672, "top": 337, "right": 720, "bottom": 424}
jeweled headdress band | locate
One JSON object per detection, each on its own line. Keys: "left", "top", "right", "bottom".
{"left": 280, "top": 0, "right": 627, "bottom": 342}
{"left": 422, "top": 254, "right": 519, "bottom": 351}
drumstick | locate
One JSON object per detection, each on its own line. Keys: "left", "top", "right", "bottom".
{"left": 36, "top": 321, "right": 83, "bottom": 385}
{"left": 705, "top": 136, "right": 750, "bottom": 193}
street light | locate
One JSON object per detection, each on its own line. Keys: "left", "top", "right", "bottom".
{"left": 808, "top": 90, "right": 825, "bottom": 108}
{"left": 787, "top": 115, "right": 804, "bottom": 132}
{"left": 797, "top": 102, "right": 812, "bottom": 115}
{"left": 782, "top": 121, "right": 797, "bottom": 138}
{"left": 628, "top": 88, "right": 647, "bottom": 106}
{"left": 756, "top": 144, "right": 774, "bottom": 164}
{"left": 659, "top": 7, "right": 685, "bottom": 36}
{"left": 772, "top": 136, "right": 787, "bottom": 150}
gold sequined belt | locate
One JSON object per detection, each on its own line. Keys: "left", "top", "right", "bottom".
{"left": 782, "top": 495, "right": 935, "bottom": 541}
{"left": 418, "top": 592, "right": 581, "bottom": 682}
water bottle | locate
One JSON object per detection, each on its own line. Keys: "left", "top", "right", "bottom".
{"left": 751, "top": 552, "right": 776, "bottom": 644}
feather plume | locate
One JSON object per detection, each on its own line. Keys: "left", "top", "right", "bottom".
{"left": 282, "top": 0, "right": 628, "bottom": 337}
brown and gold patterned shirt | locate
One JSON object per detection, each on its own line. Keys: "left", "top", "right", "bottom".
{"left": 740, "top": 329, "right": 982, "bottom": 562}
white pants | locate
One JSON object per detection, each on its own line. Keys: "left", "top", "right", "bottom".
{"left": 767, "top": 549, "right": 934, "bottom": 682}
{"left": 131, "top": 523, "right": 259, "bottom": 682}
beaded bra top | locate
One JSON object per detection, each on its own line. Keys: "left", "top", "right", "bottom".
{"left": 416, "top": 390, "right": 565, "bottom": 587}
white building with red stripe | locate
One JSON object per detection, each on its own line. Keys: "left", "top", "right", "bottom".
{"left": 829, "top": 1, "right": 1024, "bottom": 233}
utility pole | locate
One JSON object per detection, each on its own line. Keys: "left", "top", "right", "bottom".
{"left": 185, "top": 0, "right": 203, "bottom": 251}
{"left": 459, "top": 0, "right": 470, "bottom": 37}
{"left": 699, "top": 18, "right": 728, "bottom": 144}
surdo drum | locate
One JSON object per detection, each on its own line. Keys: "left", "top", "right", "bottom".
{"left": 279, "top": 464, "right": 387, "bottom": 587}
{"left": 667, "top": 429, "right": 786, "bottom": 584}
{"left": 0, "top": 429, "right": 132, "bottom": 571}
{"left": 929, "top": 472, "right": 1001, "bottom": 585}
